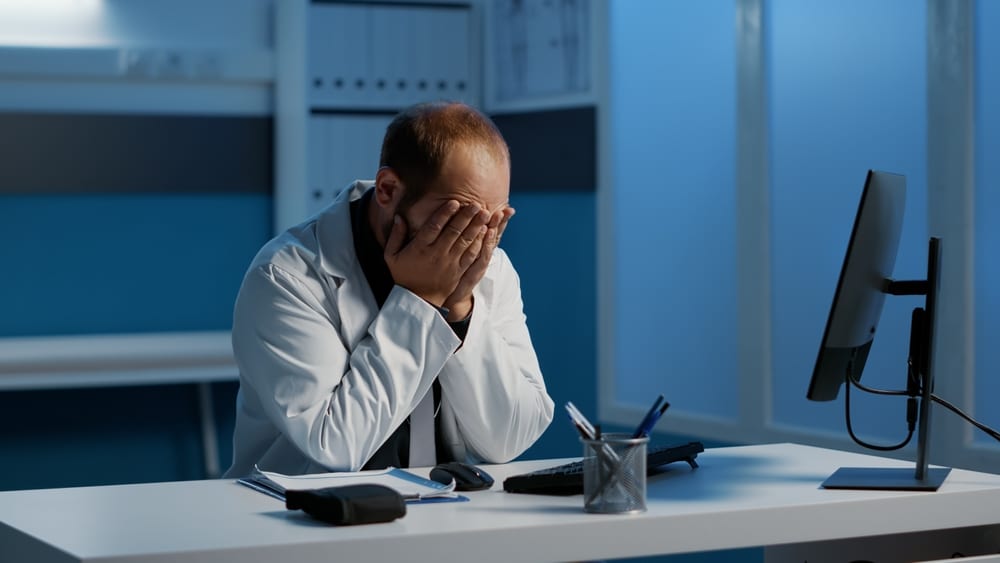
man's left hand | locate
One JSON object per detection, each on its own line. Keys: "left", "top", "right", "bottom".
{"left": 442, "top": 206, "right": 514, "bottom": 322}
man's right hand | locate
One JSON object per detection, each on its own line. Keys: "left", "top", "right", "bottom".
{"left": 384, "top": 200, "right": 491, "bottom": 308}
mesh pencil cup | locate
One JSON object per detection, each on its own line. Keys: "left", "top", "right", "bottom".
{"left": 581, "top": 433, "right": 648, "bottom": 514}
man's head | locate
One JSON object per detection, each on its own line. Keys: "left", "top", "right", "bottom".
{"left": 370, "top": 101, "right": 511, "bottom": 245}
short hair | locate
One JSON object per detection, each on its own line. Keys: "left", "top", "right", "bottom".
{"left": 379, "top": 101, "right": 510, "bottom": 209}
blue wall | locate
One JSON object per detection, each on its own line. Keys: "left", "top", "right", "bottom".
{"left": 974, "top": 0, "right": 1000, "bottom": 441}
{"left": 0, "top": 194, "right": 270, "bottom": 336}
{"left": 0, "top": 193, "right": 269, "bottom": 489}
{"left": 507, "top": 192, "right": 598, "bottom": 461}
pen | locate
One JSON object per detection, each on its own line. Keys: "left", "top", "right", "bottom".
{"left": 565, "top": 402, "right": 627, "bottom": 506}
{"left": 631, "top": 394, "right": 665, "bottom": 438}
{"left": 636, "top": 401, "right": 671, "bottom": 438}
{"left": 565, "top": 402, "right": 621, "bottom": 466}
{"left": 587, "top": 399, "right": 668, "bottom": 507}
{"left": 565, "top": 402, "right": 600, "bottom": 441}
{"left": 565, "top": 411, "right": 592, "bottom": 441}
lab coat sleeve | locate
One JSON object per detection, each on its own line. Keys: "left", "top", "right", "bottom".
{"left": 437, "top": 249, "right": 555, "bottom": 463}
{"left": 232, "top": 263, "right": 461, "bottom": 472}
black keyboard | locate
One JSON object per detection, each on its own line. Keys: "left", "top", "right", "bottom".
{"left": 502, "top": 441, "right": 704, "bottom": 495}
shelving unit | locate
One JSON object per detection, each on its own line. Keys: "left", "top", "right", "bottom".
{"left": 276, "top": 0, "right": 479, "bottom": 231}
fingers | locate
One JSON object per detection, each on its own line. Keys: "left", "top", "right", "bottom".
{"left": 497, "top": 207, "right": 515, "bottom": 241}
{"left": 415, "top": 200, "right": 461, "bottom": 246}
{"left": 460, "top": 228, "right": 495, "bottom": 286}
{"left": 485, "top": 207, "right": 514, "bottom": 251}
{"left": 415, "top": 200, "right": 491, "bottom": 255}
{"left": 474, "top": 207, "right": 512, "bottom": 272}
{"left": 459, "top": 225, "right": 487, "bottom": 270}
{"left": 442, "top": 207, "right": 513, "bottom": 311}
{"left": 440, "top": 205, "right": 489, "bottom": 252}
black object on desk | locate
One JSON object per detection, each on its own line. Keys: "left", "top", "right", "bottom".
{"left": 285, "top": 484, "right": 406, "bottom": 525}
{"left": 430, "top": 461, "right": 495, "bottom": 491}
{"left": 502, "top": 441, "right": 704, "bottom": 496}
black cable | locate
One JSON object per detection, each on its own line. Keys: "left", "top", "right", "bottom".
{"left": 835, "top": 323, "right": 1000, "bottom": 449}
{"left": 845, "top": 363, "right": 1000, "bottom": 446}
{"left": 847, "top": 375, "right": 910, "bottom": 397}
{"left": 931, "top": 393, "right": 1000, "bottom": 443}
{"left": 844, "top": 370, "right": 913, "bottom": 451}
{"left": 905, "top": 357, "right": 1000, "bottom": 443}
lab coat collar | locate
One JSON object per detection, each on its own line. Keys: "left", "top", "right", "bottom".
{"left": 314, "top": 181, "right": 380, "bottom": 348}
{"left": 314, "top": 180, "right": 375, "bottom": 281}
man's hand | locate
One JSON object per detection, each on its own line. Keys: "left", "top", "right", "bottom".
{"left": 384, "top": 200, "right": 491, "bottom": 308}
{"left": 442, "top": 207, "right": 515, "bottom": 321}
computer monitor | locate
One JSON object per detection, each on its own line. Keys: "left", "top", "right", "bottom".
{"left": 807, "top": 170, "right": 950, "bottom": 491}
{"left": 809, "top": 170, "right": 905, "bottom": 402}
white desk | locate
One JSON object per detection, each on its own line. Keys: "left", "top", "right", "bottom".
{"left": 2, "top": 443, "right": 999, "bottom": 563}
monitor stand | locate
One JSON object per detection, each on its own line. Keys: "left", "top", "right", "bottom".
{"left": 822, "top": 467, "right": 950, "bottom": 491}
{"left": 822, "top": 238, "right": 951, "bottom": 492}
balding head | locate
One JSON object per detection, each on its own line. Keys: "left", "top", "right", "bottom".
{"left": 379, "top": 101, "right": 510, "bottom": 210}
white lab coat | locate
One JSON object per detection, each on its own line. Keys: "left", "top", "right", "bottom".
{"left": 224, "top": 181, "right": 554, "bottom": 477}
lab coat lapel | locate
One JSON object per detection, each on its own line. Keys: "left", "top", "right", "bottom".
{"left": 315, "top": 181, "right": 380, "bottom": 349}
{"left": 335, "top": 274, "right": 378, "bottom": 350}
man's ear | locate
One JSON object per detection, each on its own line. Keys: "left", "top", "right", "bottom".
{"left": 374, "top": 167, "right": 406, "bottom": 209}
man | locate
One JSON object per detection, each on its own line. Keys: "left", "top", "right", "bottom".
{"left": 224, "top": 101, "right": 554, "bottom": 477}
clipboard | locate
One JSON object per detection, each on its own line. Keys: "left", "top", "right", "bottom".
{"left": 237, "top": 465, "right": 469, "bottom": 504}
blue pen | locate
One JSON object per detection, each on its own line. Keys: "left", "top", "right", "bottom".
{"left": 631, "top": 394, "right": 665, "bottom": 438}
{"left": 637, "top": 401, "right": 671, "bottom": 438}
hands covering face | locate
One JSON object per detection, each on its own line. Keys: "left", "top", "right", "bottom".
{"left": 384, "top": 200, "right": 514, "bottom": 322}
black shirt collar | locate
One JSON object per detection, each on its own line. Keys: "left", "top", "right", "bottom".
{"left": 350, "top": 188, "right": 395, "bottom": 309}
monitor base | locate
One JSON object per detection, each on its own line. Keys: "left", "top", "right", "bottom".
{"left": 821, "top": 466, "right": 951, "bottom": 491}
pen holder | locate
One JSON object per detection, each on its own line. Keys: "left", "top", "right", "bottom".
{"left": 581, "top": 433, "right": 648, "bottom": 514}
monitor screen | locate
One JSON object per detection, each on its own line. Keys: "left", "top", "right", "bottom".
{"left": 808, "top": 170, "right": 907, "bottom": 402}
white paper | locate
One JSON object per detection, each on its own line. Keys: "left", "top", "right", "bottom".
{"left": 252, "top": 466, "right": 457, "bottom": 500}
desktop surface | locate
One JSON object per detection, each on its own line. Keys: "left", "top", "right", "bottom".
{"left": 2, "top": 443, "right": 1000, "bottom": 563}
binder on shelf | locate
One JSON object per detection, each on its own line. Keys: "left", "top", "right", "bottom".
{"left": 410, "top": 7, "right": 435, "bottom": 103}
{"left": 307, "top": 2, "right": 475, "bottom": 110}
{"left": 439, "top": 8, "right": 471, "bottom": 102}
{"left": 371, "top": 5, "right": 406, "bottom": 107}
{"left": 309, "top": 3, "right": 370, "bottom": 107}
{"left": 308, "top": 4, "right": 338, "bottom": 106}
{"left": 305, "top": 114, "right": 392, "bottom": 217}
{"left": 342, "top": 4, "right": 371, "bottom": 107}
{"left": 306, "top": 115, "right": 327, "bottom": 212}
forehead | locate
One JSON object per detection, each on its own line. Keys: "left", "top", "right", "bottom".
{"left": 418, "top": 189, "right": 509, "bottom": 214}
{"left": 419, "top": 144, "right": 510, "bottom": 212}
